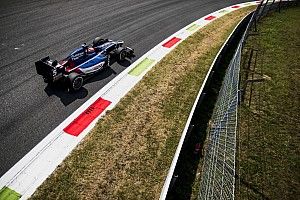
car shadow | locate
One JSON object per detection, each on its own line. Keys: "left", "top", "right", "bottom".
{"left": 43, "top": 58, "right": 132, "bottom": 106}
{"left": 44, "top": 83, "right": 88, "bottom": 106}
{"left": 117, "top": 58, "right": 132, "bottom": 68}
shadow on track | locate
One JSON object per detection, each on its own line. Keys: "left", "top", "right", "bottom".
{"left": 43, "top": 58, "right": 132, "bottom": 106}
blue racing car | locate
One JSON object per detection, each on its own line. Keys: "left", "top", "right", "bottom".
{"left": 35, "top": 37, "right": 135, "bottom": 91}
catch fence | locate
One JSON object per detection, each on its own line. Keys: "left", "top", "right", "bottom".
{"left": 197, "top": 0, "right": 296, "bottom": 199}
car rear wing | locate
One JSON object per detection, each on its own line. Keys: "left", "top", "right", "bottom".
{"left": 35, "top": 56, "right": 64, "bottom": 83}
{"left": 35, "top": 56, "right": 52, "bottom": 75}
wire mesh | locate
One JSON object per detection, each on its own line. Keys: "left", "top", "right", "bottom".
{"left": 197, "top": 1, "right": 295, "bottom": 199}
{"left": 198, "top": 42, "right": 242, "bottom": 200}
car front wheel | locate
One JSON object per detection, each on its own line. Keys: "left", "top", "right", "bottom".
{"left": 115, "top": 47, "right": 127, "bottom": 61}
{"left": 119, "top": 49, "right": 127, "bottom": 61}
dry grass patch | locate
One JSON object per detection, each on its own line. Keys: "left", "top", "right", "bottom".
{"left": 31, "top": 7, "right": 255, "bottom": 200}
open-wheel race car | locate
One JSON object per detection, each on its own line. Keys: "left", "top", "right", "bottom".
{"left": 35, "top": 37, "right": 135, "bottom": 91}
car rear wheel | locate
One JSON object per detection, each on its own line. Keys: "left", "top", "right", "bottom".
{"left": 68, "top": 72, "right": 83, "bottom": 91}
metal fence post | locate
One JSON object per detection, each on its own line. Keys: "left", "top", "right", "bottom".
{"left": 195, "top": 1, "right": 294, "bottom": 198}
{"left": 196, "top": 3, "right": 264, "bottom": 199}
{"left": 279, "top": 0, "right": 282, "bottom": 13}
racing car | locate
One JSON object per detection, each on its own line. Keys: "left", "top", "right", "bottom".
{"left": 35, "top": 37, "right": 135, "bottom": 91}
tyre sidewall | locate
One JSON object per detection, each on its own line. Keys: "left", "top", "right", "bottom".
{"left": 68, "top": 73, "right": 83, "bottom": 91}
{"left": 115, "top": 47, "right": 126, "bottom": 61}
{"left": 119, "top": 49, "right": 127, "bottom": 61}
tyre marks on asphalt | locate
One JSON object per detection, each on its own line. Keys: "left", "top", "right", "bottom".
{"left": 0, "top": 2, "right": 259, "bottom": 199}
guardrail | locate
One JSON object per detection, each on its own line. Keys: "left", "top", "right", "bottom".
{"left": 160, "top": 6, "right": 256, "bottom": 200}
{"left": 197, "top": 13, "right": 252, "bottom": 200}
{"left": 197, "top": 0, "right": 297, "bottom": 199}
{"left": 158, "top": 1, "right": 299, "bottom": 199}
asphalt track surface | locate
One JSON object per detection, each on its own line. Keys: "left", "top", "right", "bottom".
{"left": 0, "top": 0, "right": 248, "bottom": 176}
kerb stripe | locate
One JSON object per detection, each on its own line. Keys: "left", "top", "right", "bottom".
{"left": 64, "top": 98, "right": 111, "bottom": 136}
{"left": 162, "top": 37, "right": 181, "bottom": 48}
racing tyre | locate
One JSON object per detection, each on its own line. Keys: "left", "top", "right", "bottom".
{"left": 93, "top": 37, "right": 105, "bottom": 47}
{"left": 68, "top": 72, "right": 83, "bottom": 91}
{"left": 116, "top": 47, "right": 127, "bottom": 61}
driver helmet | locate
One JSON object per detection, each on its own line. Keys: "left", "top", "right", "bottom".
{"left": 82, "top": 43, "right": 88, "bottom": 54}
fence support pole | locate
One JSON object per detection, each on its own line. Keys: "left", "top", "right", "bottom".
{"left": 270, "top": 0, "right": 276, "bottom": 11}
{"left": 278, "top": 0, "right": 282, "bottom": 13}
{"left": 258, "top": 0, "right": 270, "bottom": 21}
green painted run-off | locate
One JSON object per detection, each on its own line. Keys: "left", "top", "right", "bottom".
{"left": 187, "top": 24, "right": 200, "bottom": 32}
{"left": 0, "top": 187, "right": 21, "bottom": 200}
{"left": 129, "top": 58, "right": 155, "bottom": 76}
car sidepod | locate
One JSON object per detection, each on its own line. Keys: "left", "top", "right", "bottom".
{"left": 78, "top": 54, "right": 107, "bottom": 74}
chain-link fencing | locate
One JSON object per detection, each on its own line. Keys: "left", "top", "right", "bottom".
{"left": 196, "top": 0, "right": 297, "bottom": 199}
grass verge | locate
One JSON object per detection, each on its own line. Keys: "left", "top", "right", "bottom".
{"left": 237, "top": 6, "right": 300, "bottom": 200}
{"left": 31, "top": 7, "right": 255, "bottom": 200}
